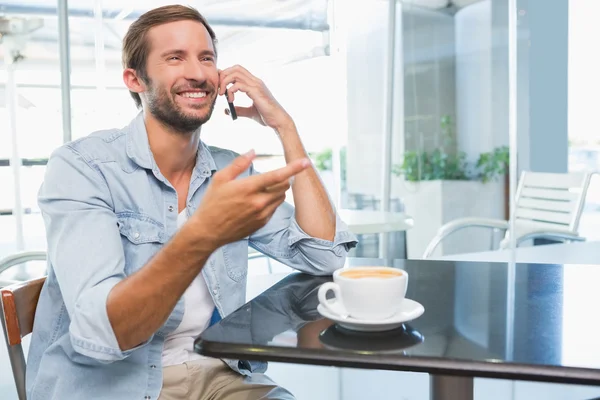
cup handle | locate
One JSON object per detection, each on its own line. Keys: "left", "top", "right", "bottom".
{"left": 318, "top": 282, "right": 349, "bottom": 317}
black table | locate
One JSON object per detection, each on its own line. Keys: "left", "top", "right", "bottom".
{"left": 195, "top": 258, "right": 600, "bottom": 400}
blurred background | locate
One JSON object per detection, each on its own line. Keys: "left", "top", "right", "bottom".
{"left": 2, "top": 0, "right": 600, "bottom": 399}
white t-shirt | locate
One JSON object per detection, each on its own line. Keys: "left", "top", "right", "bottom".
{"left": 161, "top": 211, "right": 215, "bottom": 367}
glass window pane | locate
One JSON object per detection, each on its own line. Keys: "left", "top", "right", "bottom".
{"left": 388, "top": 2, "right": 509, "bottom": 259}
{"left": 0, "top": 6, "right": 61, "bottom": 260}
{"left": 568, "top": 0, "right": 600, "bottom": 243}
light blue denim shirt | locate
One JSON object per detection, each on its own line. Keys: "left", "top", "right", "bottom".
{"left": 26, "top": 112, "right": 357, "bottom": 400}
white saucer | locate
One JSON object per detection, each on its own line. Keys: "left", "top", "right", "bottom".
{"left": 317, "top": 299, "right": 425, "bottom": 332}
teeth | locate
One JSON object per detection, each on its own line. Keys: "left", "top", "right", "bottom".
{"left": 181, "top": 92, "right": 206, "bottom": 98}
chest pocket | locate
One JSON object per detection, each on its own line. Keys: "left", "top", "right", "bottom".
{"left": 117, "top": 213, "right": 167, "bottom": 274}
{"left": 222, "top": 238, "right": 249, "bottom": 282}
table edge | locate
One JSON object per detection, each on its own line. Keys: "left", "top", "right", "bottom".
{"left": 194, "top": 338, "right": 600, "bottom": 386}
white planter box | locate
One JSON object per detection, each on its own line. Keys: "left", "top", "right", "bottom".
{"left": 392, "top": 179, "right": 506, "bottom": 259}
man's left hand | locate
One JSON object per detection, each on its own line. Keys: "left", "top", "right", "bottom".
{"left": 218, "top": 65, "right": 293, "bottom": 132}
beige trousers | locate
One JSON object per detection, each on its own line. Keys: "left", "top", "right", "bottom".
{"left": 158, "top": 358, "right": 295, "bottom": 400}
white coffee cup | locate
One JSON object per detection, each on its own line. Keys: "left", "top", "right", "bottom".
{"left": 318, "top": 266, "right": 408, "bottom": 320}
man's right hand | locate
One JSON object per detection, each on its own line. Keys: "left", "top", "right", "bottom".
{"left": 107, "top": 150, "right": 310, "bottom": 351}
{"left": 188, "top": 149, "right": 311, "bottom": 250}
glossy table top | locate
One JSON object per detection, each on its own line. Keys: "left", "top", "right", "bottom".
{"left": 195, "top": 258, "right": 600, "bottom": 385}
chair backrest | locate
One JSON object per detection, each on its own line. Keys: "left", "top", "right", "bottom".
{"left": 2, "top": 278, "right": 46, "bottom": 345}
{"left": 0, "top": 251, "right": 47, "bottom": 277}
{"left": 1, "top": 278, "right": 46, "bottom": 400}
{"left": 507, "top": 171, "right": 592, "bottom": 243}
{"left": 515, "top": 171, "right": 591, "bottom": 230}
{"left": 0, "top": 251, "right": 47, "bottom": 400}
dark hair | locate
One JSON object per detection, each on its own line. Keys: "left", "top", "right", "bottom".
{"left": 122, "top": 5, "right": 218, "bottom": 108}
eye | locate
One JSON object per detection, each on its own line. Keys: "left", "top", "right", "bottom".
{"left": 168, "top": 56, "right": 181, "bottom": 61}
{"left": 201, "top": 56, "right": 215, "bottom": 63}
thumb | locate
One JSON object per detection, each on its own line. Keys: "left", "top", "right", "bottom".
{"left": 213, "top": 149, "right": 256, "bottom": 183}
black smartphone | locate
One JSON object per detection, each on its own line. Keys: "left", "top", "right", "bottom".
{"left": 225, "top": 89, "right": 237, "bottom": 120}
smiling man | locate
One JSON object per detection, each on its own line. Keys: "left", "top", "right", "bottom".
{"left": 26, "top": 5, "right": 357, "bottom": 400}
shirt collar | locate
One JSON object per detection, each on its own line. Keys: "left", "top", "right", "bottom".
{"left": 125, "top": 111, "right": 217, "bottom": 174}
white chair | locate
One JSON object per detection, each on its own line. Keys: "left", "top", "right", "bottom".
{"left": 422, "top": 171, "right": 593, "bottom": 258}
{"left": 0, "top": 251, "right": 47, "bottom": 275}
{"left": 0, "top": 251, "right": 47, "bottom": 287}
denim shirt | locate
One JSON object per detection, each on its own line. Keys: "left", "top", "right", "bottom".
{"left": 26, "top": 113, "right": 358, "bottom": 400}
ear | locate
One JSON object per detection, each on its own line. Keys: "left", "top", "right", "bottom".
{"left": 123, "top": 68, "right": 146, "bottom": 94}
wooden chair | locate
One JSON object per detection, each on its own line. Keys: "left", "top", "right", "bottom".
{"left": 0, "top": 251, "right": 47, "bottom": 400}
{"left": 422, "top": 171, "right": 593, "bottom": 258}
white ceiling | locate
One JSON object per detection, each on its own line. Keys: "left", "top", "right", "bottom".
{"left": 0, "top": 0, "right": 330, "bottom": 30}
{"left": 0, "top": 0, "right": 487, "bottom": 72}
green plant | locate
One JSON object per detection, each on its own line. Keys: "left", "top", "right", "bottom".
{"left": 476, "top": 146, "right": 509, "bottom": 183}
{"left": 313, "top": 148, "right": 333, "bottom": 171}
{"left": 311, "top": 147, "right": 347, "bottom": 187}
{"left": 394, "top": 146, "right": 509, "bottom": 183}
{"left": 392, "top": 149, "right": 470, "bottom": 181}
{"left": 393, "top": 116, "right": 509, "bottom": 183}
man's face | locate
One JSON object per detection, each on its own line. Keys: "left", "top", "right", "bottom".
{"left": 142, "top": 20, "right": 219, "bottom": 133}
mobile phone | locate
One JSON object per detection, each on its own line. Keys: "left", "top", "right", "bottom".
{"left": 225, "top": 89, "right": 237, "bottom": 120}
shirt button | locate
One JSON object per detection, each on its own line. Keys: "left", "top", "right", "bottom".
{"left": 212, "top": 289, "right": 217, "bottom": 295}
{"left": 145, "top": 396, "right": 151, "bottom": 399}
{"left": 133, "top": 232, "right": 140, "bottom": 239}
{"left": 168, "top": 205, "right": 174, "bottom": 212}
{"left": 150, "top": 364, "right": 156, "bottom": 369}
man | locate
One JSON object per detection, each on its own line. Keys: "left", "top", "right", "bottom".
{"left": 26, "top": 4, "right": 357, "bottom": 400}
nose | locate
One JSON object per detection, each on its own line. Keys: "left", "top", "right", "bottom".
{"left": 183, "top": 58, "right": 209, "bottom": 82}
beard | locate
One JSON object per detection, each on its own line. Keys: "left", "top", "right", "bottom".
{"left": 145, "top": 79, "right": 217, "bottom": 134}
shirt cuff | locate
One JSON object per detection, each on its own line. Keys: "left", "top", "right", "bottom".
{"left": 69, "top": 276, "right": 152, "bottom": 362}
{"left": 287, "top": 213, "right": 358, "bottom": 256}
{"left": 222, "top": 359, "right": 268, "bottom": 376}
